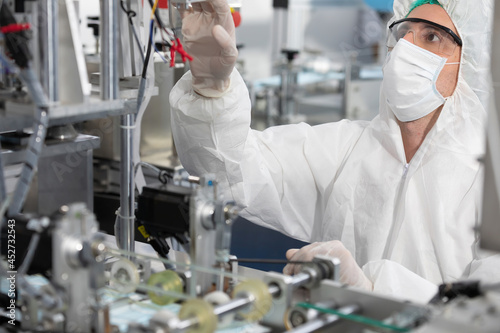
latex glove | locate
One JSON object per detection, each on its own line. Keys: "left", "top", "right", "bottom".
{"left": 283, "top": 240, "right": 373, "bottom": 291}
{"left": 180, "top": 0, "right": 238, "bottom": 98}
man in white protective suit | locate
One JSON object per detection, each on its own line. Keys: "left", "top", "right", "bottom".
{"left": 170, "top": 0, "right": 495, "bottom": 303}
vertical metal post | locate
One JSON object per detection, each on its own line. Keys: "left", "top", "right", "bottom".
{"left": 101, "top": 0, "right": 135, "bottom": 254}
{"left": 100, "top": 0, "right": 118, "bottom": 101}
{"left": 40, "top": 0, "right": 59, "bottom": 102}
{"left": 271, "top": 7, "right": 287, "bottom": 66}
{"left": 118, "top": 113, "right": 135, "bottom": 254}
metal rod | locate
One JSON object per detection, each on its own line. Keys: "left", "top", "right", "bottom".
{"left": 175, "top": 316, "right": 199, "bottom": 331}
{"left": 118, "top": 114, "right": 135, "bottom": 255}
{"left": 213, "top": 295, "right": 254, "bottom": 317}
{"left": 290, "top": 273, "right": 313, "bottom": 289}
{"left": 280, "top": 67, "right": 289, "bottom": 118}
{"left": 211, "top": 284, "right": 279, "bottom": 317}
{"left": 188, "top": 175, "right": 201, "bottom": 184}
{"left": 287, "top": 304, "right": 360, "bottom": 333}
{"left": 216, "top": 266, "right": 225, "bottom": 292}
{"left": 100, "top": 0, "right": 119, "bottom": 100}
{"left": 100, "top": 0, "right": 135, "bottom": 254}
{"left": 268, "top": 283, "right": 281, "bottom": 297}
{"left": 40, "top": 0, "right": 59, "bottom": 102}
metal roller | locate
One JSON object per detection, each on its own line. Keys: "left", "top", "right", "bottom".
{"left": 109, "top": 258, "right": 140, "bottom": 294}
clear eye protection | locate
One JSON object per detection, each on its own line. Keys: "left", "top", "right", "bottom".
{"left": 387, "top": 18, "right": 462, "bottom": 56}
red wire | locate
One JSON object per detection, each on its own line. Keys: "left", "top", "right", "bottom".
{"left": 170, "top": 39, "right": 177, "bottom": 68}
{"left": 169, "top": 38, "right": 193, "bottom": 68}
{"left": 175, "top": 38, "right": 193, "bottom": 62}
{"left": 1, "top": 23, "right": 31, "bottom": 34}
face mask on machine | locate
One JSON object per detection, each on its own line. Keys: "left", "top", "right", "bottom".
{"left": 382, "top": 39, "right": 459, "bottom": 122}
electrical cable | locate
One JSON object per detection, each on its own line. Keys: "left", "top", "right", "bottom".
{"left": 150, "top": 19, "right": 168, "bottom": 63}
{"left": 148, "top": 0, "right": 168, "bottom": 63}
{"left": 296, "top": 302, "right": 411, "bottom": 332}
{"left": 148, "top": 0, "right": 165, "bottom": 30}
{"left": 150, "top": 0, "right": 160, "bottom": 19}
{"left": 140, "top": 2, "right": 156, "bottom": 80}
{"left": 136, "top": 0, "right": 156, "bottom": 115}
{"left": 134, "top": 161, "right": 173, "bottom": 184}
{"left": 160, "top": 26, "right": 173, "bottom": 46}
{"left": 119, "top": 0, "right": 145, "bottom": 63}
{"left": 0, "top": 4, "right": 31, "bottom": 68}
{"left": 130, "top": 23, "right": 145, "bottom": 62}
{"left": 135, "top": 161, "right": 161, "bottom": 176}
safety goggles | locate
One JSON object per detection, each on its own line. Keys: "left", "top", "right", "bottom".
{"left": 387, "top": 18, "right": 462, "bottom": 56}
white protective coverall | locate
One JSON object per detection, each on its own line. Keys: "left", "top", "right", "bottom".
{"left": 170, "top": 0, "right": 494, "bottom": 303}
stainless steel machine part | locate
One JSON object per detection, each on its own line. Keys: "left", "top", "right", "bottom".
{"left": 100, "top": 0, "right": 119, "bottom": 102}
{"left": 287, "top": 304, "right": 360, "bottom": 333}
{"left": 39, "top": 0, "right": 59, "bottom": 102}
{"left": 100, "top": 0, "right": 135, "bottom": 255}
{"left": 262, "top": 256, "right": 341, "bottom": 328}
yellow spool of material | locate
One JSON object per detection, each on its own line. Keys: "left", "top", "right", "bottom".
{"left": 147, "top": 270, "right": 184, "bottom": 305}
{"left": 110, "top": 258, "right": 140, "bottom": 294}
{"left": 232, "top": 279, "right": 272, "bottom": 322}
{"left": 179, "top": 299, "right": 217, "bottom": 333}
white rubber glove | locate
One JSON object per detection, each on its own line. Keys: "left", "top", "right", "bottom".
{"left": 283, "top": 240, "right": 373, "bottom": 291}
{"left": 180, "top": 0, "right": 238, "bottom": 98}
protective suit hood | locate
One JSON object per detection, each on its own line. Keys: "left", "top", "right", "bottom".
{"left": 378, "top": 0, "right": 492, "bottom": 158}
{"left": 390, "top": 0, "right": 493, "bottom": 109}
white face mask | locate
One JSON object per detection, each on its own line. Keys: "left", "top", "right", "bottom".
{"left": 382, "top": 39, "right": 458, "bottom": 122}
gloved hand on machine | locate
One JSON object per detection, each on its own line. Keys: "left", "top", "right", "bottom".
{"left": 283, "top": 240, "right": 373, "bottom": 291}
{"left": 180, "top": 0, "right": 238, "bottom": 98}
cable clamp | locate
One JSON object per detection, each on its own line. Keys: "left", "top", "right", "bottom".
{"left": 120, "top": 125, "right": 137, "bottom": 129}
{"left": 115, "top": 209, "right": 136, "bottom": 221}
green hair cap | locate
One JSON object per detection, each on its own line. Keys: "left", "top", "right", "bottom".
{"left": 406, "top": 0, "right": 443, "bottom": 17}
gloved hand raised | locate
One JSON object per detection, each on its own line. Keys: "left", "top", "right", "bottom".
{"left": 283, "top": 240, "right": 373, "bottom": 291}
{"left": 180, "top": 0, "right": 238, "bottom": 98}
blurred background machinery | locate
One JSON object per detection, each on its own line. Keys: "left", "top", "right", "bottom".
{"left": 0, "top": 0, "right": 499, "bottom": 332}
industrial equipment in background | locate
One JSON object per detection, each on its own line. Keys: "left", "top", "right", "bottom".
{"left": 248, "top": 0, "right": 387, "bottom": 128}
{"left": 0, "top": 0, "right": 498, "bottom": 332}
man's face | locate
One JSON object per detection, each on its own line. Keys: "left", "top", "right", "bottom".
{"left": 405, "top": 4, "right": 462, "bottom": 98}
